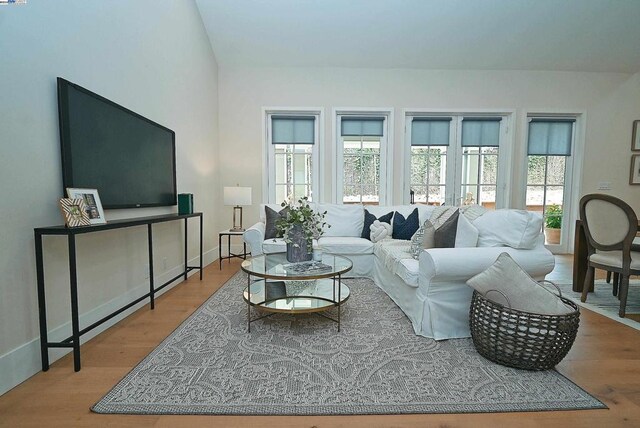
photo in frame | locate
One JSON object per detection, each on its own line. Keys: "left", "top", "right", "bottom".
{"left": 66, "top": 188, "right": 107, "bottom": 224}
{"left": 58, "top": 198, "right": 91, "bottom": 227}
{"left": 633, "top": 120, "right": 640, "bottom": 151}
{"left": 630, "top": 155, "right": 640, "bottom": 185}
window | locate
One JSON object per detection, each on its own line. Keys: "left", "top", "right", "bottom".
{"left": 409, "top": 118, "right": 450, "bottom": 205}
{"left": 525, "top": 117, "right": 575, "bottom": 247}
{"left": 459, "top": 118, "right": 501, "bottom": 208}
{"left": 266, "top": 112, "right": 320, "bottom": 203}
{"left": 335, "top": 112, "right": 390, "bottom": 204}
{"left": 406, "top": 114, "right": 506, "bottom": 208}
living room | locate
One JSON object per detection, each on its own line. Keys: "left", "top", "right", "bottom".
{"left": 1, "top": 0, "right": 640, "bottom": 426}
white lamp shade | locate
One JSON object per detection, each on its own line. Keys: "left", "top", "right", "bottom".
{"left": 224, "top": 186, "right": 252, "bottom": 206}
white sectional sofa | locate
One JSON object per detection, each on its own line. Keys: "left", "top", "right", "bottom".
{"left": 244, "top": 203, "right": 555, "bottom": 340}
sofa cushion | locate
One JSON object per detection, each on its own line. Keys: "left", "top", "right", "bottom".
{"left": 362, "top": 209, "right": 393, "bottom": 240}
{"left": 396, "top": 258, "right": 420, "bottom": 288}
{"left": 454, "top": 213, "right": 479, "bottom": 247}
{"left": 367, "top": 205, "right": 435, "bottom": 226}
{"left": 317, "top": 236, "right": 374, "bottom": 255}
{"left": 263, "top": 238, "right": 318, "bottom": 254}
{"left": 466, "top": 252, "right": 574, "bottom": 315}
{"left": 264, "top": 206, "right": 289, "bottom": 240}
{"left": 393, "top": 208, "right": 420, "bottom": 240}
{"left": 473, "top": 209, "right": 542, "bottom": 249}
{"left": 260, "top": 203, "right": 290, "bottom": 223}
{"left": 434, "top": 210, "right": 459, "bottom": 248}
{"left": 262, "top": 238, "right": 286, "bottom": 254}
{"left": 317, "top": 203, "right": 364, "bottom": 237}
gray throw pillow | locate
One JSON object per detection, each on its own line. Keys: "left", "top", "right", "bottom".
{"left": 264, "top": 206, "right": 289, "bottom": 240}
{"left": 434, "top": 210, "right": 459, "bottom": 248}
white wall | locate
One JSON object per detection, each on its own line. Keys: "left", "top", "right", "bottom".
{"left": 0, "top": 0, "right": 219, "bottom": 394}
{"left": 218, "top": 66, "right": 640, "bottom": 228}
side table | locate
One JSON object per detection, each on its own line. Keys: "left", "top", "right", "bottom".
{"left": 219, "top": 230, "right": 249, "bottom": 269}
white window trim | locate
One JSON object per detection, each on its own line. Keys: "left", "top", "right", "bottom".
{"left": 332, "top": 107, "right": 394, "bottom": 205}
{"left": 519, "top": 109, "right": 586, "bottom": 254}
{"left": 262, "top": 107, "right": 324, "bottom": 204}
{"left": 401, "top": 109, "right": 514, "bottom": 208}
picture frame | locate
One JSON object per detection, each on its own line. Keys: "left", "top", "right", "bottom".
{"left": 633, "top": 120, "right": 640, "bottom": 151}
{"left": 66, "top": 188, "right": 107, "bottom": 224}
{"left": 58, "top": 198, "right": 91, "bottom": 227}
{"left": 630, "top": 155, "right": 640, "bottom": 185}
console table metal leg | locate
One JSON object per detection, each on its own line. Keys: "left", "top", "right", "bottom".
{"left": 68, "top": 235, "right": 81, "bottom": 372}
{"left": 183, "top": 218, "right": 188, "bottom": 281}
{"left": 199, "top": 214, "right": 203, "bottom": 280}
{"left": 147, "top": 224, "right": 155, "bottom": 310}
{"left": 219, "top": 233, "right": 223, "bottom": 270}
{"left": 35, "top": 231, "right": 49, "bottom": 371}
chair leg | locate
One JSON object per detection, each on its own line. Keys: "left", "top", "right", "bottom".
{"left": 606, "top": 271, "right": 612, "bottom": 283}
{"left": 581, "top": 266, "right": 595, "bottom": 303}
{"left": 618, "top": 275, "right": 630, "bottom": 318}
{"left": 613, "top": 272, "right": 619, "bottom": 296}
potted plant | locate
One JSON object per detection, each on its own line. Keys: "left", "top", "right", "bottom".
{"left": 276, "top": 196, "right": 329, "bottom": 262}
{"left": 544, "top": 204, "right": 562, "bottom": 245}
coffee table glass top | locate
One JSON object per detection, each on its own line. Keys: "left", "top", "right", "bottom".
{"left": 241, "top": 253, "right": 352, "bottom": 280}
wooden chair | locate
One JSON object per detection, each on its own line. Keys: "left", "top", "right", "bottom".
{"left": 580, "top": 194, "right": 640, "bottom": 317}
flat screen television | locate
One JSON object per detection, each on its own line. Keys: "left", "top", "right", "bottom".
{"left": 57, "top": 77, "right": 177, "bottom": 209}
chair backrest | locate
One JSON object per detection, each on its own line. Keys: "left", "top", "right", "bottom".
{"left": 580, "top": 194, "right": 638, "bottom": 253}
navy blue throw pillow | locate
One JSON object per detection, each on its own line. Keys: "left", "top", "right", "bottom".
{"left": 392, "top": 208, "right": 420, "bottom": 240}
{"left": 361, "top": 210, "right": 394, "bottom": 240}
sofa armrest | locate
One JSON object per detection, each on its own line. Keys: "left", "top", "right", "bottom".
{"left": 243, "top": 222, "right": 265, "bottom": 256}
{"left": 418, "top": 243, "right": 555, "bottom": 284}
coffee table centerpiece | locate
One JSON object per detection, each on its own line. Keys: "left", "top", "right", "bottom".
{"left": 241, "top": 253, "right": 352, "bottom": 331}
{"left": 275, "top": 196, "right": 330, "bottom": 262}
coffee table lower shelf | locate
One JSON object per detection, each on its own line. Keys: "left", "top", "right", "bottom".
{"left": 243, "top": 279, "right": 350, "bottom": 332}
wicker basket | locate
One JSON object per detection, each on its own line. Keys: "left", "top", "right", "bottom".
{"left": 469, "top": 281, "right": 580, "bottom": 371}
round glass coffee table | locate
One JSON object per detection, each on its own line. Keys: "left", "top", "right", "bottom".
{"left": 241, "top": 253, "right": 352, "bottom": 332}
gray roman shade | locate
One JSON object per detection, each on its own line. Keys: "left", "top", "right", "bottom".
{"left": 271, "top": 116, "right": 315, "bottom": 144}
{"left": 527, "top": 118, "right": 575, "bottom": 156}
{"left": 341, "top": 117, "right": 384, "bottom": 137}
{"left": 461, "top": 117, "right": 502, "bottom": 147}
{"left": 411, "top": 117, "right": 452, "bottom": 146}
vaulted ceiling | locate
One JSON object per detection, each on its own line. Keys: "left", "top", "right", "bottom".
{"left": 195, "top": 0, "right": 640, "bottom": 73}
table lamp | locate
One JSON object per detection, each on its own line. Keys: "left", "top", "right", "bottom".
{"left": 224, "top": 186, "right": 252, "bottom": 232}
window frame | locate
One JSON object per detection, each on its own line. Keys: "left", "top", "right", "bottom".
{"left": 520, "top": 111, "right": 584, "bottom": 253}
{"left": 402, "top": 109, "right": 513, "bottom": 208}
{"left": 332, "top": 108, "right": 393, "bottom": 205}
{"left": 263, "top": 107, "right": 324, "bottom": 204}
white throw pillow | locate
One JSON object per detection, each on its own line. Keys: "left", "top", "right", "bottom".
{"left": 316, "top": 204, "right": 364, "bottom": 237}
{"left": 466, "top": 252, "right": 574, "bottom": 315}
{"left": 455, "top": 214, "right": 479, "bottom": 248}
{"left": 370, "top": 220, "right": 392, "bottom": 243}
{"left": 472, "top": 209, "right": 542, "bottom": 249}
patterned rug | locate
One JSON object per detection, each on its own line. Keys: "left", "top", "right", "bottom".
{"left": 554, "top": 280, "right": 640, "bottom": 330}
{"left": 92, "top": 273, "right": 605, "bottom": 415}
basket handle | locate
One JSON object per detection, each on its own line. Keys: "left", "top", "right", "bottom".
{"left": 484, "top": 289, "right": 512, "bottom": 309}
{"left": 538, "top": 280, "right": 562, "bottom": 298}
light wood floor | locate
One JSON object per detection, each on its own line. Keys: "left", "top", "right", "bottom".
{"left": 1, "top": 256, "right": 640, "bottom": 428}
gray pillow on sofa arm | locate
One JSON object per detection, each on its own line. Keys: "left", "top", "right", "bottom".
{"left": 466, "top": 252, "right": 574, "bottom": 316}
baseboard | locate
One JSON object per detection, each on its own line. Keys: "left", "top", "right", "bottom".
{"left": 0, "top": 248, "right": 217, "bottom": 397}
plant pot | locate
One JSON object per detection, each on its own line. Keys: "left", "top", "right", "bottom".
{"left": 286, "top": 224, "right": 312, "bottom": 263}
{"left": 544, "top": 227, "right": 561, "bottom": 245}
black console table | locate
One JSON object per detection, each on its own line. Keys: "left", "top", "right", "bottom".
{"left": 34, "top": 212, "right": 203, "bottom": 372}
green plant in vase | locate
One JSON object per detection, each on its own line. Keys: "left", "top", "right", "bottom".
{"left": 544, "top": 204, "right": 562, "bottom": 244}
{"left": 276, "top": 196, "right": 329, "bottom": 262}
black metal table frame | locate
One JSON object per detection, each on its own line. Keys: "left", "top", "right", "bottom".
{"left": 218, "top": 231, "right": 249, "bottom": 269}
{"left": 34, "top": 213, "right": 203, "bottom": 372}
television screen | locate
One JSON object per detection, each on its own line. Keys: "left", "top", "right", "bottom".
{"left": 57, "top": 78, "right": 177, "bottom": 209}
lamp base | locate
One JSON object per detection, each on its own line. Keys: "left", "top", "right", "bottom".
{"left": 229, "top": 227, "right": 245, "bottom": 232}
{"left": 231, "top": 206, "right": 244, "bottom": 232}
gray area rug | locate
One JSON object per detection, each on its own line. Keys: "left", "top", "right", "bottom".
{"left": 554, "top": 279, "right": 640, "bottom": 330}
{"left": 93, "top": 273, "right": 605, "bottom": 415}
